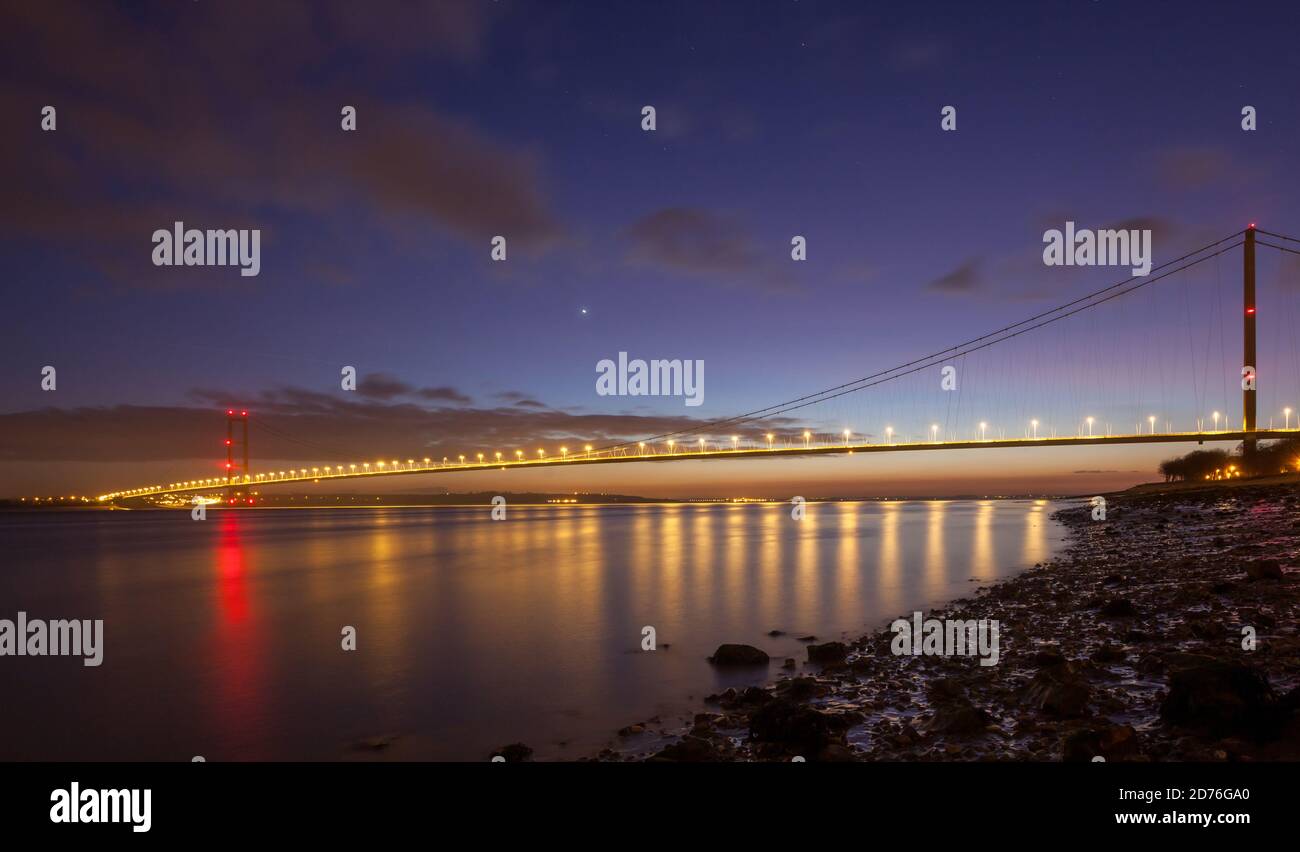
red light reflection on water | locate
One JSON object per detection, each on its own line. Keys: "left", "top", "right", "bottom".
{"left": 218, "top": 512, "right": 249, "bottom": 624}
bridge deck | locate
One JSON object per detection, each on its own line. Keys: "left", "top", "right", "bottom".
{"left": 101, "top": 429, "right": 1297, "bottom": 501}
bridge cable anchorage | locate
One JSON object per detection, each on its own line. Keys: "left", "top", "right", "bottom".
{"left": 596, "top": 232, "right": 1247, "bottom": 454}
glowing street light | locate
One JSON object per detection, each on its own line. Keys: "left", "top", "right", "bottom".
{"left": 698, "top": 437, "right": 706, "bottom": 452}
{"left": 1148, "top": 415, "right": 1156, "bottom": 435}
{"left": 1086, "top": 416, "right": 1094, "bottom": 437}
{"left": 979, "top": 421, "right": 987, "bottom": 440}
{"left": 638, "top": 441, "right": 646, "bottom": 455}
{"left": 477, "top": 453, "right": 485, "bottom": 464}
{"left": 515, "top": 450, "right": 524, "bottom": 461}
{"left": 560, "top": 447, "right": 568, "bottom": 459}
{"left": 1030, "top": 419, "right": 1039, "bottom": 439}
{"left": 668, "top": 440, "right": 676, "bottom": 453}
{"left": 1286, "top": 407, "right": 1293, "bottom": 429}
{"left": 843, "top": 429, "right": 851, "bottom": 446}
{"left": 1212, "top": 410, "right": 1221, "bottom": 431}
{"left": 766, "top": 433, "right": 774, "bottom": 450}
{"left": 885, "top": 426, "right": 893, "bottom": 444}
{"left": 731, "top": 435, "right": 739, "bottom": 451}
{"left": 584, "top": 445, "right": 593, "bottom": 457}
{"left": 803, "top": 430, "right": 811, "bottom": 449}
{"left": 930, "top": 423, "right": 939, "bottom": 442}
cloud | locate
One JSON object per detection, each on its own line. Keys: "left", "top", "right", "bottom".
{"left": 356, "top": 373, "right": 413, "bottom": 401}
{"left": 1152, "top": 146, "right": 1236, "bottom": 192}
{"left": 925, "top": 257, "right": 984, "bottom": 293}
{"left": 415, "top": 386, "right": 474, "bottom": 405}
{"left": 0, "top": 1, "right": 562, "bottom": 287}
{"left": 623, "top": 207, "right": 794, "bottom": 291}
{"left": 0, "top": 390, "right": 795, "bottom": 466}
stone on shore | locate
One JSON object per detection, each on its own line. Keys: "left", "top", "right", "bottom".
{"left": 490, "top": 742, "right": 533, "bottom": 762}
{"left": 1245, "top": 559, "right": 1284, "bottom": 581}
{"left": 749, "top": 698, "right": 843, "bottom": 754}
{"left": 707, "top": 644, "right": 770, "bottom": 666}
{"left": 806, "top": 641, "right": 849, "bottom": 663}
{"left": 1160, "top": 661, "right": 1276, "bottom": 736}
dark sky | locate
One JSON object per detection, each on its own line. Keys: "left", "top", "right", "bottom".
{"left": 3, "top": 0, "right": 1300, "bottom": 497}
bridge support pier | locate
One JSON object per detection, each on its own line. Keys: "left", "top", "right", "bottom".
{"left": 225, "top": 409, "right": 250, "bottom": 504}
{"left": 1243, "top": 226, "right": 1257, "bottom": 459}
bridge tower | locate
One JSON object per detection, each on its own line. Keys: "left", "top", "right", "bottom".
{"left": 1243, "top": 225, "right": 1257, "bottom": 458}
{"left": 225, "top": 409, "right": 250, "bottom": 502}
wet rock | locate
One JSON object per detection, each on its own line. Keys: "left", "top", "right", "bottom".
{"left": 806, "top": 641, "right": 849, "bottom": 663}
{"left": 1098, "top": 598, "right": 1139, "bottom": 618}
{"left": 708, "top": 644, "right": 770, "bottom": 666}
{"left": 796, "top": 635, "right": 817, "bottom": 642}
{"left": 767, "top": 629, "right": 785, "bottom": 637}
{"left": 1160, "top": 661, "right": 1276, "bottom": 737}
{"left": 650, "top": 735, "right": 719, "bottom": 762}
{"left": 749, "top": 698, "right": 842, "bottom": 753}
{"left": 490, "top": 742, "right": 533, "bottom": 762}
{"left": 618, "top": 724, "right": 646, "bottom": 736}
{"left": 1024, "top": 663, "right": 1091, "bottom": 717}
{"left": 925, "top": 698, "right": 992, "bottom": 736}
{"left": 817, "top": 743, "right": 856, "bottom": 762}
{"left": 1246, "top": 559, "right": 1284, "bottom": 581}
{"left": 1062, "top": 724, "right": 1140, "bottom": 761}
{"left": 927, "top": 677, "right": 966, "bottom": 701}
{"left": 736, "top": 686, "right": 773, "bottom": 706}
{"left": 1092, "top": 644, "right": 1127, "bottom": 664}
{"left": 1033, "top": 648, "right": 1067, "bottom": 667}
{"left": 778, "top": 676, "right": 821, "bottom": 702}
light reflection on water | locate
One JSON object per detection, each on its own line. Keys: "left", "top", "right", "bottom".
{"left": 0, "top": 500, "right": 1062, "bottom": 761}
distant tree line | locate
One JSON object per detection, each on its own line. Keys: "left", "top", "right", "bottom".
{"left": 1159, "top": 436, "right": 1300, "bottom": 482}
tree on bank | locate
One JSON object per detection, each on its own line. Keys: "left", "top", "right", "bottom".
{"left": 1159, "top": 437, "right": 1300, "bottom": 481}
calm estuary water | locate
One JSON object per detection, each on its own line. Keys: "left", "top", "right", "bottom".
{"left": 0, "top": 500, "right": 1063, "bottom": 761}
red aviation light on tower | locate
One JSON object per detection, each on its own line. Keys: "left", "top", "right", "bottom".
{"left": 227, "top": 409, "right": 233, "bottom": 416}
{"left": 241, "top": 411, "right": 247, "bottom": 417}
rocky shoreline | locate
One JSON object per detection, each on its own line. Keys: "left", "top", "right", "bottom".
{"left": 585, "top": 483, "right": 1300, "bottom": 762}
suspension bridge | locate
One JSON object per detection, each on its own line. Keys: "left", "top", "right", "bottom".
{"left": 99, "top": 225, "right": 1300, "bottom": 505}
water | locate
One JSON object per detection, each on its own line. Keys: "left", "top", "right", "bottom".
{"left": 0, "top": 500, "right": 1063, "bottom": 761}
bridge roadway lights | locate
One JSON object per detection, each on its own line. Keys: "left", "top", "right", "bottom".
{"left": 107, "top": 428, "right": 1300, "bottom": 503}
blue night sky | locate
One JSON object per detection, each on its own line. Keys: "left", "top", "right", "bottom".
{"left": 2, "top": 0, "right": 1299, "bottom": 497}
